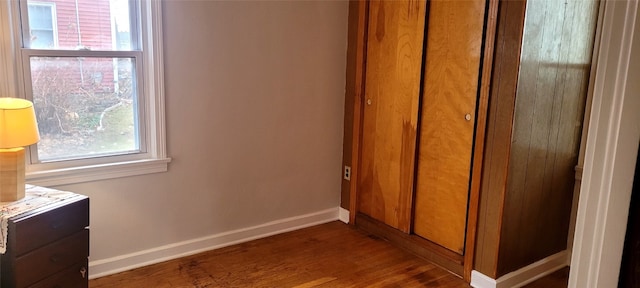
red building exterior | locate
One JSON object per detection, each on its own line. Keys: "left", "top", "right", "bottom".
{"left": 29, "top": 0, "right": 124, "bottom": 94}
{"left": 42, "top": 0, "right": 113, "bottom": 50}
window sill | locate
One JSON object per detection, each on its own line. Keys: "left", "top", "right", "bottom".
{"left": 26, "top": 158, "right": 172, "bottom": 186}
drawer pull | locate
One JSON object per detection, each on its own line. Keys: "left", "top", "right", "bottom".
{"left": 80, "top": 267, "right": 87, "bottom": 278}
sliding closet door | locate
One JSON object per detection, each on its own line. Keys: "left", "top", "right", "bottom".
{"left": 413, "top": 0, "right": 486, "bottom": 253}
{"left": 358, "top": 0, "right": 426, "bottom": 232}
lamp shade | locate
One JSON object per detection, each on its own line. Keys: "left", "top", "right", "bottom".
{"left": 0, "top": 98, "right": 40, "bottom": 149}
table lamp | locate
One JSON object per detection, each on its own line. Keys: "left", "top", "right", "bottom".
{"left": 0, "top": 98, "right": 39, "bottom": 202}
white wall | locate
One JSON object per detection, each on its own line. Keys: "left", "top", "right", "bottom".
{"left": 53, "top": 0, "right": 349, "bottom": 277}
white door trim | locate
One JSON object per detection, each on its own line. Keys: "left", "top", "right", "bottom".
{"left": 569, "top": 1, "right": 640, "bottom": 287}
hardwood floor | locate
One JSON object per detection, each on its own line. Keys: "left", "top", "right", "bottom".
{"left": 90, "top": 221, "right": 470, "bottom": 287}
{"left": 522, "top": 267, "right": 569, "bottom": 288}
{"left": 90, "top": 221, "right": 568, "bottom": 287}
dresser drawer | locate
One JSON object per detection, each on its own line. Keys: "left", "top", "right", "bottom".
{"left": 29, "top": 261, "right": 89, "bottom": 288}
{"left": 10, "top": 197, "right": 89, "bottom": 256}
{"left": 14, "top": 230, "right": 89, "bottom": 287}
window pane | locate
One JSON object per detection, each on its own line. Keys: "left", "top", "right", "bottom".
{"left": 29, "top": 56, "right": 139, "bottom": 162}
{"left": 30, "top": 29, "right": 55, "bottom": 49}
{"left": 28, "top": 4, "right": 53, "bottom": 30}
{"left": 27, "top": 3, "right": 55, "bottom": 48}
{"left": 25, "top": 0, "right": 135, "bottom": 51}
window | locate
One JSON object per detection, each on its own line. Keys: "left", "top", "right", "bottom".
{"left": 27, "top": 2, "right": 57, "bottom": 49}
{"left": 0, "top": 0, "right": 169, "bottom": 186}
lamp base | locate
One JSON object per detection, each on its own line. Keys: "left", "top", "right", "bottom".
{"left": 0, "top": 147, "right": 25, "bottom": 202}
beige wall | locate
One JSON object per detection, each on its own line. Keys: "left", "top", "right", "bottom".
{"left": 54, "top": 0, "right": 348, "bottom": 275}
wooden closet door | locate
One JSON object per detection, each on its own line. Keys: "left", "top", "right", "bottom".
{"left": 413, "top": 0, "right": 486, "bottom": 253}
{"left": 358, "top": 0, "right": 426, "bottom": 232}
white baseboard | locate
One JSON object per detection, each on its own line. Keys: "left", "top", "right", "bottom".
{"left": 471, "top": 250, "right": 568, "bottom": 288}
{"left": 471, "top": 270, "right": 498, "bottom": 288}
{"left": 338, "top": 207, "right": 350, "bottom": 224}
{"left": 89, "top": 207, "right": 340, "bottom": 279}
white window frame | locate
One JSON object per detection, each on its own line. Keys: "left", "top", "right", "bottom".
{"left": 0, "top": 0, "right": 170, "bottom": 186}
{"left": 26, "top": 2, "right": 58, "bottom": 49}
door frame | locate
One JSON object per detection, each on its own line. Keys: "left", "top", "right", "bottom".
{"left": 568, "top": 0, "right": 640, "bottom": 287}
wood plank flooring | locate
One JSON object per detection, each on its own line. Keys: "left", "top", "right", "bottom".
{"left": 90, "top": 221, "right": 568, "bottom": 287}
{"left": 522, "top": 267, "right": 570, "bottom": 288}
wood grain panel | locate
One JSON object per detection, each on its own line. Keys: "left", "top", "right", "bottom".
{"left": 497, "top": 0, "right": 598, "bottom": 276}
{"left": 358, "top": 0, "right": 426, "bottom": 232}
{"left": 413, "top": 0, "right": 486, "bottom": 254}
{"left": 473, "top": 0, "right": 526, "bottom": 278}
{"left": 341, "top": 0, "right": 369, "bottom": 219}
{"left": 464, "top": 0, "right": 499, "bottom": 281}
{"left": 347, "top": 0, "right": 369, "bottom": 225}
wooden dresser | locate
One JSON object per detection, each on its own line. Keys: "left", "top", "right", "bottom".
{"left": 0, "top": 191, "right": 89, "bottom": 288}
